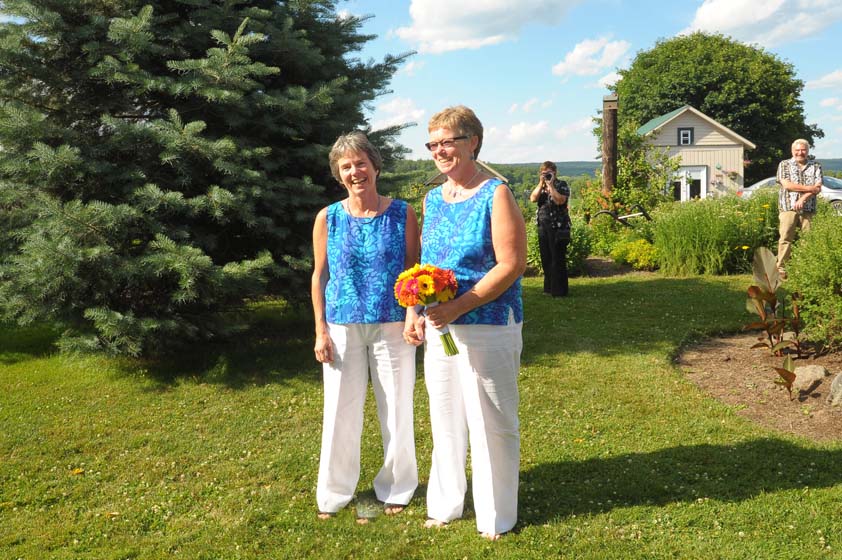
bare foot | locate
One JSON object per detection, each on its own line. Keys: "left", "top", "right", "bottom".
{"left": 424, "top": 518, "right": 447, "bottom": 529}
{"left": 317, "top": 512, "right": 335, "bottom": 520}
{"left": 356, "top": 517, "right": 370, "bottom": 525}
{"left": 384, "top": 504, "right": 405, "bottom": 516}
{"left": 481, "top": 532, "right": 501, "bottom": 541}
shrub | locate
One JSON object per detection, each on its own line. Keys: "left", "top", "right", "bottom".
{"left": 652, "top": 191, "right": 778, "bottom": 275}
{"left": 787, "top": 214, "right": 842, "bottom": 349}
{"left": 611, "top": 238, "right": 658, "bottom": 270}
{"left": 567, "top": 216, "right": 593, "bottom": 276}
{"left": 587, "top": 214, "right": 624, "bottom": 256}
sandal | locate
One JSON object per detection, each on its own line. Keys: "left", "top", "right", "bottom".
{"left": 384, "top": 503, "right": 406, "bottom": 516}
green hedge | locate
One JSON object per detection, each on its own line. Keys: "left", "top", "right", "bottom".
{"left": 787, "top": 213, "right": 842, "bottom": 348}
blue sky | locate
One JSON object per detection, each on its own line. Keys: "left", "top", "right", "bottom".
{"left": 340, "top": 0, "right": 842, "bottom": 163}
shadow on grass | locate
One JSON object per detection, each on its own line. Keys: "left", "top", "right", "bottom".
{"left": 0, "top": 323, "right": 59, "bottom": 365}
{"left": 519, "top": 437, "right": 842, "bottom": 527}
{"left": 520, "top": 275, "right": 749, "bottom": 364}
{"left": 121, "top": 303, "right": 321, "bottom": 389}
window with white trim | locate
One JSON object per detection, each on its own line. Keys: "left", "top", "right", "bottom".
{"left": 677, "top": 128, "right": 694, "bottom": 145}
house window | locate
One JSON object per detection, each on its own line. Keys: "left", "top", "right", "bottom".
{"left": 678, "top": 128, "right": 694, "bottom": 145}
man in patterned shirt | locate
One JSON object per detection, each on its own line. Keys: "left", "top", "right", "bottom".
{"left": 776, "top": 138, "right": 822, "bottom": 279}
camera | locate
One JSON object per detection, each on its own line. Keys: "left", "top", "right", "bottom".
{"left": 542, "top": 172, "right": 553, "bottom": 181}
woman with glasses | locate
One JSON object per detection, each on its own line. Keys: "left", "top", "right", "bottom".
{"left": 312, "top": 131, "right": 419, "bottom": 522}
{"left": 529, "top": 161, "right": 571, "bottom": 297}
{"left": 404, "top": 105, "right": 526, "bottom": 540}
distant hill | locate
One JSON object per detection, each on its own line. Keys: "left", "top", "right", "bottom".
{"left": 497, "top": 161, "right": 600, "bottom": 178}
{"left": 819, "top": 158, "right": 842, "bottom": 173}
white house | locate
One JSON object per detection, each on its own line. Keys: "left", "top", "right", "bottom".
{"left": 637, "top": 105, "right": 756, "bottom": 201}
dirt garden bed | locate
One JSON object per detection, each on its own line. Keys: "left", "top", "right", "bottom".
{"left": 676, "top": 333, "right": 842, "bottom": 442}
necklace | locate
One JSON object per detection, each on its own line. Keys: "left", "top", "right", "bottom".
{"left": 448, "top": 168, "right": 482, "bottom": 199}
{"left": 346, "top": 195, "right": 382, "bottom": 222}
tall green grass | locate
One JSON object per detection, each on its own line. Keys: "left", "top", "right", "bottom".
{"left": 652, "top": 190, "right": 779, "bottom": 275}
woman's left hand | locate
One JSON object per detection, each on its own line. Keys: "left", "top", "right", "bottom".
{"left": 425, "top": 300, "right": 461, "bottom": 330}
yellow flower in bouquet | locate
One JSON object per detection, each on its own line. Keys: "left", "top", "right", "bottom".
{"left": 394, "top": 264, "right": 459, "bottom": 355}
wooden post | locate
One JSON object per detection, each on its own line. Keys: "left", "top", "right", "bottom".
{"left": 602, "top": 94, "right": 618, "bottom": 198}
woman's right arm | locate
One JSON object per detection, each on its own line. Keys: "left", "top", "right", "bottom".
{"left": 311, "top": 208, "right": 334, "bottom": 363}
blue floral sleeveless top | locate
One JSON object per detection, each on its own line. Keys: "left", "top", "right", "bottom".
{"left": 421, "top": 179, "right": 523, "bottom": 325}
{"left": 325, "top": 199, "right": 407, "bottom": 324}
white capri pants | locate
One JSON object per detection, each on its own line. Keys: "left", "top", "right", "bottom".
{"left": 424, "top": 314, "right": 522, "bottom": 535}
{"left": 316, "top": 322, "right": 418, "bottom": 513}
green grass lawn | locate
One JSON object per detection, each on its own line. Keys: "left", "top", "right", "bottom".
{"left": 3, "top": 275, "right": 841, "bottom": 559}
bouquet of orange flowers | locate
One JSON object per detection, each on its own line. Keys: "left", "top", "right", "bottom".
{"left": 394, "top": 264, "right": 459, "bottom": 356}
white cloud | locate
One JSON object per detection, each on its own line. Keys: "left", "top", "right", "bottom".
{"left": 371, "top": 97, "right": 425, "bottom": 131}
{"left": 508, "top": 121, "right": 549, "bottom": 143}
{"left": 596, "top": 71, "right": 621, "bottom": 89}
{"left": 682, "top": 0, "right": 842, "bottom": 47}
{"left": 820, "top": 97, "right": 842, "bottom": 111}
{"left": 394, "top": 0, "right": 579, "bottom": 54}
{"left": 509, "top": 98, "right": 547, "bottom": 114}
{"left": 522, "top": 98, "right": 540, "bottom": 113}
{"left": 397, "top": 60, "right": 426, "bottom": 77}
{"left": 555, "top": 117, "right": 594, "bottom": 140}
{"left": 807, "top": 70, "right": 842, "bottom": 90}
{"left": 551, "top": 37, "right": 631, "bottom": 78}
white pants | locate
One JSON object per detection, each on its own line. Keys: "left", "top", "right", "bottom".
{"left": 316, "top": 322, "right": 418, "bottom": 513}
{"left": 424, "top": 316, "right": 522, "bottom": 535}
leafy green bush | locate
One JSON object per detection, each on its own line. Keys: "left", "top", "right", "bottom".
{"left": 526, "top": 216, "right": 592, "bottom": 277}
{"left": 652, "top": 191, "right": 778, "bottom": 275}
{"left": 586, "top": 214, "right": 623, "bottom": 256}
{"left": 787, "top": 214, "right": 842, "bottom": 348}
{"left": 567, "top": 216, "right": 593, "bottom": 276}
{"left": 610, "top": 238, "right": 658, "bottom": 270}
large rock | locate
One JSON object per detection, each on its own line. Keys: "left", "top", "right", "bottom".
{"left": 827, "top": 373, "right": 842, "bottom": 407}
{"left": 793, "top": 365, "right": 829, "bottom": 393}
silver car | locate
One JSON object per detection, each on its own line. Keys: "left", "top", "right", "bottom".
{"left": 737, "top": 175, "right": 842, "bottom": 215}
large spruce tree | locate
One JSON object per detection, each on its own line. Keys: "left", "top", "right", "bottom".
{"left": 0, "top": 1, "right": 408, "bottom": 355}
{"left": 613, "top": 32, "right": 822, "bottom": 183}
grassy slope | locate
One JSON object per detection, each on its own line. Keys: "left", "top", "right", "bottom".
{"left": 2, "top": 276, "right": 841, "bottom": 559}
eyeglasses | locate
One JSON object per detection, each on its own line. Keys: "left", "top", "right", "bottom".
{"left": 425, "top": 136, "right": 468, "bottom": 152}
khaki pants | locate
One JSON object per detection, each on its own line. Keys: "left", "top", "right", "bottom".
{"left": 777, "top": 210, "right": 814, "bottom": 270}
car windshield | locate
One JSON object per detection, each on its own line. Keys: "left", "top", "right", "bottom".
{"left": 824, "top": 176, "right": 842, "bottom": 190}
{"left": 749, "top": 177, "right": 777, "bottom": 189}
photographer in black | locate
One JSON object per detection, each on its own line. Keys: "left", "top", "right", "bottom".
{"left": 529, "top": 161, "right": 570, "bottom": 297}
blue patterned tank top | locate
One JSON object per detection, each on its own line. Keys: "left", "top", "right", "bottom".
{"left": 421, "top": 179, "right": 523, "bottom": 325}
{"left": 325, "top": 198, "right": 408, "bottom": 324}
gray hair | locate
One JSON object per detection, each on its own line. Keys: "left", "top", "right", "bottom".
{"left": 791, "top": 138, "right": 810, "bottom": 150}
{"left": 328, "top": 131, "right": 382, "bottom": 183}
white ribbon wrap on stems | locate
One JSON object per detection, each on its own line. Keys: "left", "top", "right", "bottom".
{"left": 416, "top": 301, "right": 459, "bottom": 355}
